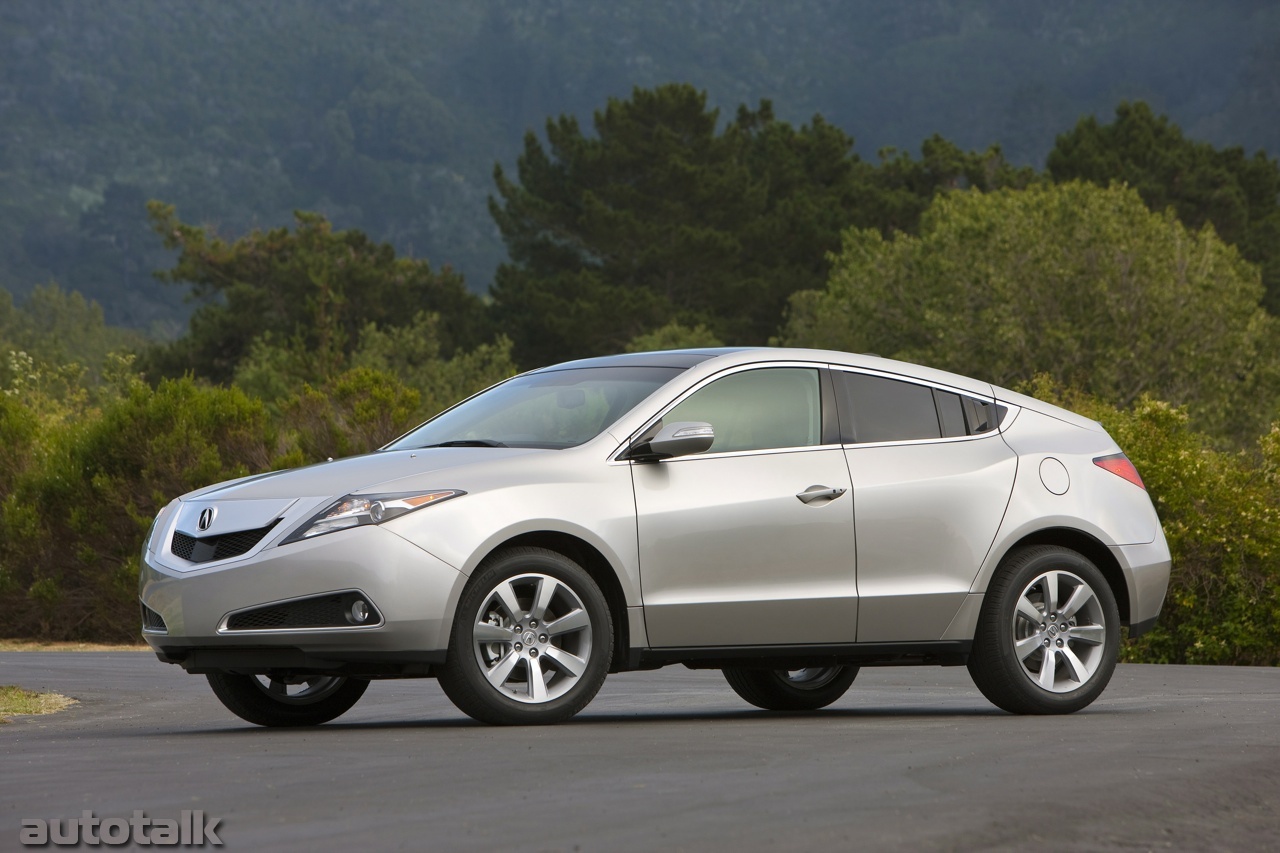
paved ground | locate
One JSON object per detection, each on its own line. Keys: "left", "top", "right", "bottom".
{"left": 1, "top": 653, "right": 1278, "bottom": 852}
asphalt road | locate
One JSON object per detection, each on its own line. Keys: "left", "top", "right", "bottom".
{"left": 1, "top": 653, "right": 1278, "bottom": 852}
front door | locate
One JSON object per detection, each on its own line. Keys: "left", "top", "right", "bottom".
{"left": 633, "top": 366, "right": 859, "bottom": 647}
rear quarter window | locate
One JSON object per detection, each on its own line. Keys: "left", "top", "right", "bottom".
{"left": 837, "top": 371, "right": 1007, "bottom": 443}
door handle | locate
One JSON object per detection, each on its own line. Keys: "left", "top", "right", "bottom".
{"left": 796, "top": 485, "right": 847, "bottom": 504}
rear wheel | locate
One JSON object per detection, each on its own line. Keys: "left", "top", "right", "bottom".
{"left": 437, "top": 547, "right": 613, "bottom": 725}
{"left": 968, "top": 545, "right": 1119, "bottom": 714}
{"left": 205, "top": 672, "right": 369, "bottom": 727}
{"left": 722, "top": 666, "right": 859, "bottom": 711}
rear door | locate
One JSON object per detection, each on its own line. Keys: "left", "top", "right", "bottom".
{"left": 833, "top": 369, "right": 1018, "bottom": 642}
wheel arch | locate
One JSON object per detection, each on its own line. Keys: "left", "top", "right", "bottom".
{"left": 476, "top": 530, "right": 632, "bottom": 673}
{"left": 990, "top": 528, "right": 1131, "bottom": 626}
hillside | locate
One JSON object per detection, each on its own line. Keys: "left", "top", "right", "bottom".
{"left": 2, "top": 0, "right": 1277, "bottom": 332}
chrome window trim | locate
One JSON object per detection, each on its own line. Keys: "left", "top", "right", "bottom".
{"left": 651, "top": 442, "right": 848, "bottom": 463}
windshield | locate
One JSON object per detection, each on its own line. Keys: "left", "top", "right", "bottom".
{"left": 384, "top": 366, "right": 687, "bottom": 451}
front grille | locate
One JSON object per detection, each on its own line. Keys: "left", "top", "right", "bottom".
{"left": 141, "top": 602, "right": 168, "bottom": 633}
{"left": 171, "top": 520, "right": 279, "bottom": 564}
{"left": 224, "top": 592, "right": 381, "bottom": 631}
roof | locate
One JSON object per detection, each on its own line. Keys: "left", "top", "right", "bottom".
{"left": 529, "top": 348, "right": 752, "bottom": 371}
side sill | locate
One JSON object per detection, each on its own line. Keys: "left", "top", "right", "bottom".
{"left": 155, "top": 647, "right": 446, "bottom": 678}
{"left": 630, "top": 640, "right": 972, "bottom": 671}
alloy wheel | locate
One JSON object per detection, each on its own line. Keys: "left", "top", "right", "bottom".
{"left": 1011, "top": 569, "right": 1108, "bottom": 693}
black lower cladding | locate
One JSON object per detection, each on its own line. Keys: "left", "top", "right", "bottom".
{"left": 224, "top": 591, "right": 382, "bottom": 631}
{"left": 171, "top": 519, "right": 280, "bottom": 564}
{"left": 634, "top": 640, "right": 973, "bottom": 671}
{"left": 158, "top": 647, "right": 445, "bottom": 677}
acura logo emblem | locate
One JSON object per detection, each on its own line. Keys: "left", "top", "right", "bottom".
{"left": 198, "top": 507, "right": 216, "bottom": 532}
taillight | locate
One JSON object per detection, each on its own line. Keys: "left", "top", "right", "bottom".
{"left": 1093, "top": 453, "right": 1145, "bottom": 490}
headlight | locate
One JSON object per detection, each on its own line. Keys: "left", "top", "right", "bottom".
{"left": 283, "top": 490, "right": 465, "bottom": 544}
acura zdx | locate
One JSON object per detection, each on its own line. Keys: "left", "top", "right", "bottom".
{"left": 139, "top": 348, "right": 1170, "bottom": 726}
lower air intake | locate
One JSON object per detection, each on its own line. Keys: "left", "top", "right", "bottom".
{"left": 141, "top": 602, "right": 168, "bottom": 633}
{"left": 224, "top": 592, "right": 382, "bottom": 631}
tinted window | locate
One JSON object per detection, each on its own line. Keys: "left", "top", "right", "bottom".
{"left": 840, "top": 373, "right": 941, "bottom": 443}
{"left": 935, "top": 389, "right": 968, "bottom": 438}
{"left": 963, "top": 396, "right": 1000, "bottom": 434}
{"left": 665, "top": 368, "right": 821, "bottom": 452}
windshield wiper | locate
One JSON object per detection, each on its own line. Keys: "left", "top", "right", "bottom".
{"left": 419, "top": 439, "right": 508, "bottom": 448}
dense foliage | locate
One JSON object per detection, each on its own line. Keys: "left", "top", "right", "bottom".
{"left": 1023, "top": 379, "right": 1280, "bottom": 667}
{"left": 0, "top": 377, "right": 275, "bottom": 639}
{"left": 141, "top": 203, "right": 492, "bottom": 385}
{"left": 0, "top": 363, "right": 513, "bottom": 641}
{"left": 491, "top": 84, "right": 1027, "bottom": 365}
{"left": 3, "top": 1, "right": 1277, "bottom": 330}
{"left": 782, "top": 181, "right": 1277, "bottom": 445}
{"left": 1048, "top": 101, "right": 1280, "bottom": 311}
{"left": 0, "top": 284, "right": 146, "bottom": 392}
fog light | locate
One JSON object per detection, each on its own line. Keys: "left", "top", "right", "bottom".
{"left": 350, "top": 599, "right": 370, "bottom": 624}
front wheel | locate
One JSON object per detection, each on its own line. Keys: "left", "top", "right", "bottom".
{"left": 722, "top": 666, "right": 859, "bottom": 711}
{"left": 968, "top": 545, "right": 1120, "bottom": 714}
{"left": 437, "top": 547, "right": 613, "bottom": 725}
{"left": 205, "top": 672, "right": 369, "bottom": 727}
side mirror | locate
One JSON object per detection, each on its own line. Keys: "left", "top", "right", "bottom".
{"left": 630, "top": 421, "right": 715, "bottom": 461}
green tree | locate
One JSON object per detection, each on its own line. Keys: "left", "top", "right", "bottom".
{"left": 782, "top": 181, "right": 1277, "bottom": 444}
{"left": 275, "top": 367, "right": 423, "bottom": 465}
{"left": 624, "top": 320, "right": 723, "bottom": 352}
{"left": 1047, "top": 101, "right": 1280, "bottom": 313}
{"left": 350, "top": 311, "right": 517, "bottom": 420}
{"left": 233, "top": 311, "right": 517, "bottom": 432}
{"left": 141, "top": 203, "right": 490, "bottom": 384}
{"left": 489, "top": 84, "right": 1028, "bottom": 367}
{"left": 0, "top": 283, "right": 146, "bottom": 391}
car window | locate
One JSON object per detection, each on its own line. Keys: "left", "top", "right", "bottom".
{"left": 963, "top": 395, "right": 1002, "bottom": 434}
{"left": 838, "top": 371, "right": 1006, "bottom": 443}
{"left": 935, "top": 389, "right": 968, "bottom": 438}
{"left": 839, "top": 372, "right": 942, "bottom": 442}
{"left": 386, "top": 366, "right": 686, "bottom": 450}
{"left": 664, "top": 367, "right": 822, "bottom": 453}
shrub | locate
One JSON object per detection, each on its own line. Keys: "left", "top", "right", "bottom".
{"left": 0, "top": 378, "right": 274, "bottom": 640}
{"left": 1022, "top": 377, "right": 1280, "bottom": 665}
{"left": 276, "top": 367, "right": 421, "bottom": 465}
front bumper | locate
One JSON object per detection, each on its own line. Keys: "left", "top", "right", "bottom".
{"left": 139, "top": 525, "right": 467, "bottom": 676}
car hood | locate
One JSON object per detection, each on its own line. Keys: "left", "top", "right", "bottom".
{"left": 184, "top": 447, "right": 548, "bottom": 503}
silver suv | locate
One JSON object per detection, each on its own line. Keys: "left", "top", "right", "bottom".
{"left": 139, "top": 348, "right": 1171, "bottom": 726}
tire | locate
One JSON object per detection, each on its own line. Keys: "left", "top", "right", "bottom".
{"left": 968, "top": 545, "right": 1120, "bottom": 715}
{"left": 722, "top": 666, "right": 859, "bottom": 711}
{"left": 205, "top": 672, "right": 369, "bottom": 727}
{"left": 437, "top": 547, "right": 613, "bottom": 725}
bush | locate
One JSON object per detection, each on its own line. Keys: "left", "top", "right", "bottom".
{"left": 0, "top": 378, "right": 274, "bottom": 640}
{"left": 276, "top": 367, "right": 421, "bottom": 465}
{"left": 1022, "top": 377, "right": 1280, "bottom": 665}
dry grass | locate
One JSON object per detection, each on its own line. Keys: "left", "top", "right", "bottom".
{"left": 0, "top": 685, "right": 77, "bottom": 723}
{"left": 0, "top": 639, "right": 150, "bottom": 652}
